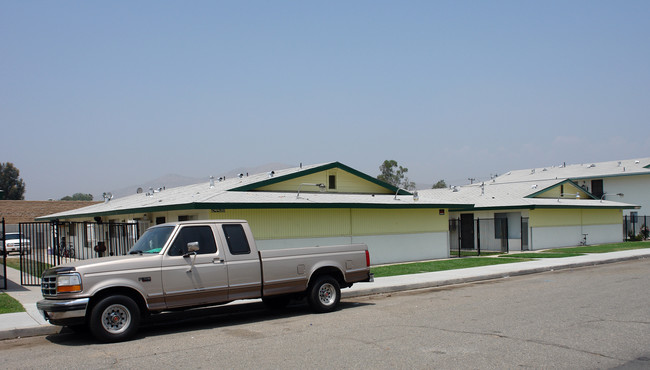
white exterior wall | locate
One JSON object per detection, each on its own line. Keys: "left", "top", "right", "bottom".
{"left": 256, "top": 232, "right": 449, "bottom": 265}
{"left": 530, "top": 224, "right": 623, "bottom": 250}
{"left": 573, "top": 174, "right": 649, "bottom": 216}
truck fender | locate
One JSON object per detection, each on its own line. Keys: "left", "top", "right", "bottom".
{"left": 307, "top": 260, "right": 346, "bottom": 286}
{"left": 85, "top": 279, "right": 152, "bottom": 313}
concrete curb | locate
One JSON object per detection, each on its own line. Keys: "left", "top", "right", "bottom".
{"left": 0, "top": 325, "right": 61, "bottom": 341}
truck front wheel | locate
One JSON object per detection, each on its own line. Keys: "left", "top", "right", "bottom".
{"left": 308, "top": 276, "right": 341, "bottom": 313}
{"left": 89, "top": 295, "right": 140, "bottom": 342}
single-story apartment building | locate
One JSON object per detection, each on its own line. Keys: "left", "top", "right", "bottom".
{"left": 420, "top": 170, "right": 639, "bottom": 251}
{"left": 39, "top": 162, "right": 470, "bottom": 265}
{"left": 495, "top": 157, "right": 650, "bottom": 217}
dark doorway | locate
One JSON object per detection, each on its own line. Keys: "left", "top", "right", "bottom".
{"left": 591, "top": 179, "right": 604, "bottom": 199}
{"left": 460, "top": 214, "right": 475, "bottom": 250}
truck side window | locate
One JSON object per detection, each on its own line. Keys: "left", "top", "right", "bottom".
{"left": 223, "top": 224, "right": 251, "bottom": 255}
{"left": 168, "top": 226, "right": 217, "bottom": 256}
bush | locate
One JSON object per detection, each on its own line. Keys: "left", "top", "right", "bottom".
{"left": 640, "top": 225, "right": 649, "bottom": 240}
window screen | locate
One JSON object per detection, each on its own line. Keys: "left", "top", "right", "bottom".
{"left": 168, "top": 226, "right": 217, "bottom": 256}
{"left": 223, "top": 224, "right": 251, "bottom": 255}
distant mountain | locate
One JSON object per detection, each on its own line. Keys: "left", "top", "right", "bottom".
{"left": 109, "top": 163, "right": 293, "bottom": 199}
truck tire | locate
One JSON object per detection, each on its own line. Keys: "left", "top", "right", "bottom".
{"left": 89, "top": 295, "right": 140, "bottom": 342}
{"left": 307, "top": 276, "right": 341, "bottom": 313}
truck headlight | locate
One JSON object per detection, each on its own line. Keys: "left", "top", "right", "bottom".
{"left": 57, "top": 273, "right": 82, "bottom": 293}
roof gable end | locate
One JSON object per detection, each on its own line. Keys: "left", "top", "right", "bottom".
{"left": 230, "top": 162, "right": 409, "bottom": 195}
{"left": 525, "top": 179, "right": 596, "bottom": 200}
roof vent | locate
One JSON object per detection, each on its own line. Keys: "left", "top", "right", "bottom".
{"left": 530, "top": 169, "right": 535, "bottom": 174}
{"left": 531, "top": 184, "right": 538, "bottom": 189}
{"left": 589, "top": 164, "right": 596, "bottom": 168}
{"left": 210, "top": 176, "right": 215, "bottom": 189}
{"left": 452, "top": 186, "right": 459, "bottom": 192}
{"left": 617, "top": 161, "right": 622, "bottom": 167}
{"left": 635, "top": 160, "right": 640, "bottom": 164}
{"left": 238, "top": 173, "right": 244, "bottom": 179}
{"left": 268, "top": 171, "right": 275, "bottom": 178}
{"left": 102, "top": 192, "right": 113, "bottom": 203}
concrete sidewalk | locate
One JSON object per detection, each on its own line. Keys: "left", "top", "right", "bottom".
{"left": 2, "top": 249, "right": 649, "bottom": 341}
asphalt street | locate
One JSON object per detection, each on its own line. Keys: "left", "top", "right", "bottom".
{"left": 1, "top": 258, "right": 649, "bottom": 369}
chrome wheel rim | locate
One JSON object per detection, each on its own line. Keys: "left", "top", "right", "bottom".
{"left": 101, "top": 304, "right": 131, "bottom": 334}
{"left": 318, "top": 283, "right": 336, "bottom": 306}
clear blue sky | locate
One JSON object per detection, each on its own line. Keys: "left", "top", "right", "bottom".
{"left": 2, "top": 1, "right": 649, "bottom": 200}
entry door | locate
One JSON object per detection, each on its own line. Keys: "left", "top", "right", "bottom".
{"left": 161, "top": 225, "right": 228, "bottom": 308}
{"left": 460, "top": 214, "right": 475, "bottom": 250}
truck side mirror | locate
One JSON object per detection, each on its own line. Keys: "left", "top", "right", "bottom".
{"left": 187, "top": 242, "right": 199, "bottom": 253}
{"left": 185, "top": 242, "right": 200, "bottom": 272}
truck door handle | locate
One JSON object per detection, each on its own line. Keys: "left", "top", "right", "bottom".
{"left": 213, "top": 258, "right": 224, "bottom": 264}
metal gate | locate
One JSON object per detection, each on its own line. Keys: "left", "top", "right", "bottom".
{"left": 450, "top": 216, "right": 530, "bottom": 257}
{"left": 17, "top": 221, "right": 139, "bottom": 286}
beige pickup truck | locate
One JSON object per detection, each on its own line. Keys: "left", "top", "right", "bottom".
{"left": 37, "top": 220, "right": 373, "bottom": 342}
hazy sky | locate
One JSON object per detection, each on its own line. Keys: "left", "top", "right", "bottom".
{"left": 2, "top": 1, "right": 649, "bottom": 200}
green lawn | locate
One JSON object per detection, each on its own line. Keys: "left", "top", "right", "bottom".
{"left": 539, "top": 241, "right": 649, "bottom": 254}
{"left": 0, "top": 293, "right": 25, "bottom": 314}
{"left": 371, "top": 241, "right": 649, "bottom": 278}
{"left": 371, "top": 257, "right": 531, "bottom": 277}
{"left": 498, "top": 253, "right": 584, "bottom": 258}
{"left": 4, "top": 258, "right": 52, "bottom": 278}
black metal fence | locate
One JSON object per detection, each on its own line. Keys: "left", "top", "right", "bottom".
{"left": 1, "top": 218, "right": 6, "bottom": 290}
{"left": 17, "top": 221, "right": 139, "bottom": 286}
{"left": 450, "top": 217, "right": 529, "bottom": 257}
{"left": 624, "top": 215, "right": 649, "bottom": 241}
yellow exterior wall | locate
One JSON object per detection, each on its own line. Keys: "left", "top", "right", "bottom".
{"left": 581, "top": 209, "right": 623, "bottom": 225}
{"left": 530, "top": 209, "right": 622, "bottom": 227}
{"left": 351, "top": 209, "right": 447, "bottom": 235}
{"left": 210, "top": 208, "right": 447, "bottom": 240}
{"left": 255, "top": 169, "right": 392, "bottom": 194}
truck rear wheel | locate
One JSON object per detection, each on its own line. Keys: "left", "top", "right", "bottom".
{"left": 308, "top": 276, "right": 340, "bottom": 313}
{"left": 89, "top": 295, "right": 140, "bottom": 342}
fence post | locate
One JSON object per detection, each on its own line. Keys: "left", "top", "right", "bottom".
{"left": 476, "top": 218, "right": 481, "bottom": 256}
{"left": 1, "top": 218, "right": 6, "bottom": 290}
{"left": 457, "top": 219, "right": 461, "bottom": 258}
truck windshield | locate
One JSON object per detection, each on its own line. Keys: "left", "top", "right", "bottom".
{"left": 128, "top": 226, "right": 174, "bottom": 254}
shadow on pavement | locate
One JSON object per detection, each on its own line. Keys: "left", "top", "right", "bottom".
{"left": 44, "top": 299, "right": 374, "bottom": 346}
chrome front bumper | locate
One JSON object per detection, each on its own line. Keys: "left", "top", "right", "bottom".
{"left": 36, "top": 298, "right": 89, "bottom": 325}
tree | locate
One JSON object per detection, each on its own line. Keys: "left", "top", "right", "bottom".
{"left": 61, "top": 193, "right": 94, "bottom": 201}
{"left": 377, "top": 160, "right": 416, "bottom": 190}
{"left": 432, "top": 180, "right": 447, "bottom": 189}
{"left": 0, "top": 162, "right": 26, "bottom": 200}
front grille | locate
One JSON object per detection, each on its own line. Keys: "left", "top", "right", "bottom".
{"left": 41, "top": 275, "right": 57, "bottom": 297}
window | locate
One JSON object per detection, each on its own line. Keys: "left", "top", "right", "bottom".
{"left": 156, "top": 217, "right": 166, "bottom": 225}
{"left": 328, "top": 175, "right": 337, "bottom": 190}
{"left": 168, "top": 226, "right": 217, "bottom": 256}
{"left": 178, "top": 215, "right": 194, "bottom": 222}
{"left": 222, "top": 224, "right": 251, "bottom": 255}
